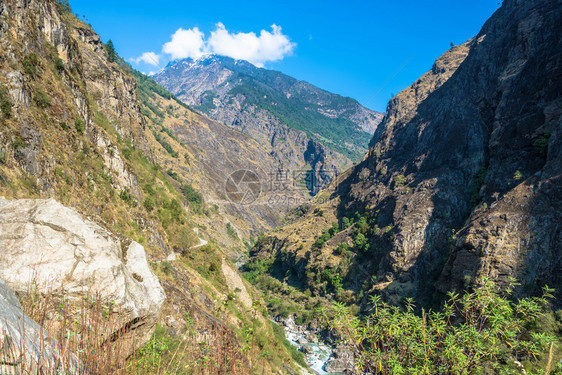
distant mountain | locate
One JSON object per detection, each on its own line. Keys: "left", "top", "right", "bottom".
{"left": 153, "top": 55, "right": 383, "bottom": 168}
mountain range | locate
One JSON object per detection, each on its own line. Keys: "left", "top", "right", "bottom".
{"left": 153, "top": 55, "right": 384, "bottom": 193}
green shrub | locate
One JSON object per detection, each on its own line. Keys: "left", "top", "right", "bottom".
{"left": 514, "top": 170, "right": 523, "bottom": 180}
{"left": 23, "top": 54, "right": 39, "bottom": 78}
{"left": 54, "top": 57, "right": 65, "bottom": 72}
{"left": 533, "top": 132, "right": 552, "bottom": 158}
{"left": 470, "top": 166, "right": 488, "bottom": 206}
{"left": 328, "top": 279, "right": 557, "bottom": 374}
{"left": 336, "top": 243, "right": 349, "bottom": 255}
{"left": 181, "top": 183, "right": 203, "bottom": 210}
{"left": 226, "top": 223, "right": 239, "bottom": 239}
{"left": 353, "top": 233, "right": 368, "bottom": 252}
{"left": 143, "top": 196, "right": 155, "bottom": 211}
{"left": 0, "top": 84, "right": 12, "bottom": 118}
{"left": 394, "top": 174, "right": 407, "bottom": 188}
{"left": 75, "top": 119, "right": 85, "bottom": 134}
{"left": 119, "top": 188, "right": 134, "bottom": 204}
{"left": 33, "top": 90, "right": 51, "bottom": 108}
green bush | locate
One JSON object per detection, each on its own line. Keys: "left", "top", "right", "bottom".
{"left": 226, "top": 223, "right": 239, "bottom": 239}
{"left": 470, "top": 166, "right": 488, "bottom": 206}
{"left": 54, "top": 57, "right": 65, "bottom": 72}
{"left": 143, "top": 196, "right": 155, "bottom": 211}
{"left": 533, "top": 132, "right": 552, "bottom": 158}
{"left": 394, "top": 174, "right": 407, "bottom": 188}
{"left": 181, "top": 183, "right": 203, "bottom": 210}
{"left": 327, "top": 279, "right": 557, "bottom": 374}
{"left": 0, "top": 84, "right": 12, "bottom": 118}
{"left": 23, "top": 54, "right": 39, "bottom": 78}
{"left": 353, "top": 233, "right": 368, "bottom": 252}
{"left": 119, "top": 188, "right": 134, "bottom": 205}
{"left": 75, "top": 119, "right": 85, "bottom": 134}
{"left": 33, "top": 90, "right": 51, "bottom": 108}
{"left": 336, "top": 243, "right": 349, "bottom": 255}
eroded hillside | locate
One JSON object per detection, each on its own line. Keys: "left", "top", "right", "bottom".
{"left": 0, "top": 0, "right": 312, "bottom": 372}
{"left": 250, "top": 0, "right": 562, "bottom": 309}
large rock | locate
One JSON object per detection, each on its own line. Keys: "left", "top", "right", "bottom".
{"left": 0, "top": 197, "right": 165, "bottom": 349}
{"left": 0, "top": 278, "right": 81, "bottom": 373}
{"left": 324, "top": 347, "right": 354, "bottom": 373}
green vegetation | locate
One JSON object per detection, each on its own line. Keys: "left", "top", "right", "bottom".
{"left": 226, "top": 222, "right": 239, "bottom": 239}
{"left": 193, "top": 90, "right": 217, "bottom": 112}
{"left": 23, "top": 53, "right": 39, "bottom": 78}
{"left": 0, "top": 83, "right": 12, "bottom": 118}
{"left": 153, "top": 130, "right": 178, "bottom": 157}
{"left": 55, "top": 0, "right": 71, "bottom": 13}
{"left": 54, "top": 56, "right": 65, "bottom": 72}
{"left": 33, "top": 90, "right": 51, "bottom": 108}
{"left": 514, "top": 170, "right": 524, "bottom": 180}
{"left": 328, "top": 279, "right": 560, "bottom": 374}
{"left": 75, "top": 119, "right": 85, "bottom": 133}
{"left": 533, "top": 132, "right": 552, "bottom": 159}
{"left": 470, "top": 166, "right": 488, "bottom": 206}
{"left": 227, "top": 78, "right": 371, "bottom": 161}
{"left": 105, "top": 40, "right": 117, "bottom": 63}
{"left": 180, "top": 183, "right": 203, "bottom": 211}
{"left": 394, "top": 174, "right": 407, "bottom": 188}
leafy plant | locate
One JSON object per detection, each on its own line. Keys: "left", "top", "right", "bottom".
{"left": 327, "top": 278, "right": 558, "bottom": 374}
{"left": 394, "top": 174, "right": 407, "bottom": 188}
{"left": 180, "top": 183, "right": 203, "bottom": 210}
{"left": 75, "top": 119, "right": 85, "bottom": 134}
{"left": 23, "top": 53, "right": 39, "bottom": 78}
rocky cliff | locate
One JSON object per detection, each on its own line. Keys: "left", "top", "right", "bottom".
{"left": 251, "top": 0, "right": 562, "bottom": 306}
{"left": 0, "top": 0, "right": 315, "bottom": 371}
{"left": 154, "top": 55, "right": 384, "bottom": 191}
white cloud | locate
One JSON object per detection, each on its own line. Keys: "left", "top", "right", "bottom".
{"left": 142, "top": 23, "right": 295, "bottom": 67}
{"left": 131, "top": 52, "right": 161, "bottom": 66}
{"left": 162, "top": 27, "right": 205, "bottom": 60}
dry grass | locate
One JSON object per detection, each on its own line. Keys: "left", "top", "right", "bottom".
{"left": 0, "top": 283, "right": 273, "bottom": 375}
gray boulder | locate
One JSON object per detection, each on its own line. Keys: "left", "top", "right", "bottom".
{"left": 324, "top": 348, "right": 354, "bottom": 373}
{"left": 0, "top": 197, "right": 165, "bottom": 350}
{"left": 0, "top": 278, "right": 81, "bottom": 373}
{"left": 301, "top": 344, "right": 314, "bottom": 355}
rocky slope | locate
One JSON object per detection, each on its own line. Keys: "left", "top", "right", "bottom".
{"left": 0, "top": 0, "right": 310, "bottom": 372}
{"left": 251, "top": 0, "right": 562, "bottom": 306}
{"left": 153, "top": 55, "right": 384, "bottom": 191}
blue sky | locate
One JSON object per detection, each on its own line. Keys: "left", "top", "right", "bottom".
{"left": 68, "top": 0, "right": 499, "bottom": 112}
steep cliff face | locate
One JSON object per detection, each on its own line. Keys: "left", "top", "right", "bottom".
{"left": 0, "top": 1, "right": 310, "bottom": 371}
{"left": 251, "top": 0, "right": 562, "bottom": 305}
{"left": 154, "top": 55, "right": 383, "bottom": 190}
{"left": 0, "top": 0, "right": 147, "bottom": 202}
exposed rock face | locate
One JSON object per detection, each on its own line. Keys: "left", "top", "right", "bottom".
{"left": 0, "top": 0, "right": 147, "bottom": 194}
{"left": 0, "top": 197, "right": 165, "bottom": 348}
{"left": 252, "top": 0, "right": 562, "bottom": 304}
{"left": 347, "top": 0, "right": 562, "bottom": 301}
{"left": 0, "top": 278, "right": 82, "bottom": 373}
{"left": 154, "top": 55, "right": 384, "bottom": 190}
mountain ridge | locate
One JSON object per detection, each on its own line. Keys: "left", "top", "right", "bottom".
{"left": 153, "top": 54, "right": 383, "bottom": 193}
